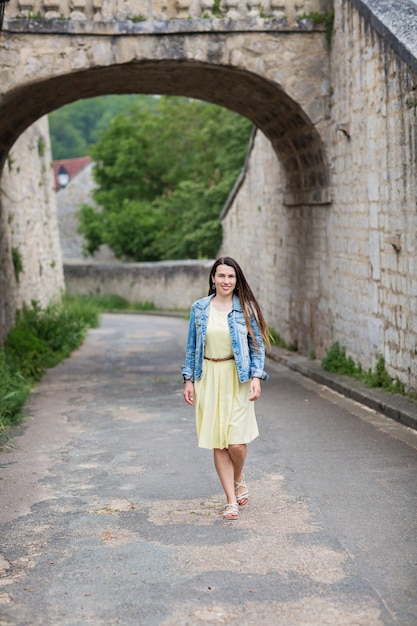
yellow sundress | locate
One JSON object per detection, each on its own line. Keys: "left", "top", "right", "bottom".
{"left": 194, "top": 302, "right": 259, "bottom": 450}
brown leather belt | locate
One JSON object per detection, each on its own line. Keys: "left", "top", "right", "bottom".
{"left": 204, "top": 355, "right": 234, "bottom": 362}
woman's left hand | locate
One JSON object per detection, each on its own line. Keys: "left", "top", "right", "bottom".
{"left": 183, "top": 379, "right": 195, "bottom": 405}
{"left": 249, "top": 377, "right": 261, "bottom": 401}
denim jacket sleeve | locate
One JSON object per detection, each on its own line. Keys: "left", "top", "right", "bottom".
{"left": 248, "top": 315, "right": 269, "bottom": 381}
{"left": 181, "top": 304, "right": 197, "bottom": 382}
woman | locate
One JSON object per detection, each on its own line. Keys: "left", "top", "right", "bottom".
{"left": 182, "top": 257, "right": 269, "bottom": 520}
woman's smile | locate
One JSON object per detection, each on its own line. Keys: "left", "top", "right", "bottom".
{"left": 213, "top": 264, "right": 237, "bottom": 294}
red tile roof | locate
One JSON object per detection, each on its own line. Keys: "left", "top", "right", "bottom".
{"left": 53, "top": 156, "right": 91, "bottom": 190}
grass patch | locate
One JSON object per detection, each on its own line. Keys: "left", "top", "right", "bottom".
{"left": 0, "top": 297, "right": 100, "bottom": 444}
{"left": 69, "top": 294, "right": 156, "bottom": 312}
{"left": 211, "top": 0, "right": 223, "bottom": 16}
{"left": 322, "top": 342, "right": 407, "bottom": 395}
{"left": 269, "top": 327, "right": 297, "bottom": 352}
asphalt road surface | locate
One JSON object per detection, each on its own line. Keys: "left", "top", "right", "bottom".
{"left": 0, "top": 313, "right": 416, "bottom": 626}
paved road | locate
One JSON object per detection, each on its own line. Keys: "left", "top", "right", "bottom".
{"left": 0, "top": 313, "right": 416, "bottom": 626}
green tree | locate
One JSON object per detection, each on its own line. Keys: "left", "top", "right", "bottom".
{"left": 77, "top": 96, "right": 252, "bottom": 261}
{"left": 49, "top": 95, "right": 157, "bottom": 159}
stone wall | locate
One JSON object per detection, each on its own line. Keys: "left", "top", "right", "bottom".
{"left": 0, "top": 117, "right": 65, "bottom": 342}
{"left": 0, "top": 180, "right": 16, "bottom": 341}
{"left": 64, "top": 260, "right": 213, "bottom": 310}
{"left": 221, "top": 0, "right": 417, "bottom": 391}
{"left": 329, "top": 0, "right": 417, "bottom": 389}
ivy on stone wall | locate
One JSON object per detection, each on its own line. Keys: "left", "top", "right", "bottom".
{"left": 11, "top": 247, "right": 23, "bottom": 283}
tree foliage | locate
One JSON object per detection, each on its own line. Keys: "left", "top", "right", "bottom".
{"left": 77, "top": 96, "right": 252, "bottom": 261}
{"left": 49, "top": 95, "right": 156, "bottom": 159}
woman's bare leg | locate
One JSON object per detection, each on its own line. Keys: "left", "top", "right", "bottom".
{"left": 227, "top": 443, "right": 247, "bottom": 485}
{"left": 213, "top": 444, "right": 248, "bottom": 501}
{"left": 228, "top": 444, "right": 249, "bottom": 504}
{"left": 213, "top": 448, "right": 236, "bottom": 504}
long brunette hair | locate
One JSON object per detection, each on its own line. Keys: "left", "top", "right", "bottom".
{"left": 208, "top": 257, "right": 270, "bottom": 349}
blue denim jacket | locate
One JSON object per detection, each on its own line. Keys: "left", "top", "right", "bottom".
{"left": 182, "top": 293, "right": 269, "bottom": 383}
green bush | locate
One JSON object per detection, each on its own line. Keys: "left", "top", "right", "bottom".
{"left": 0, "top": 352, "right": 30, "bottom": 433}
{"left": 5, "top": 300, "right": 99, "bottom": 375}
{"left": 322, "top": 342, "right": 362, "bottom": 377}
{"left": 362, "top": 355, "right": 405, "bottom": 393}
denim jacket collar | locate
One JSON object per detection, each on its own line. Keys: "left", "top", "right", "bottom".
{"left": 195, "top": 293, "right": 243, "bottom": 312}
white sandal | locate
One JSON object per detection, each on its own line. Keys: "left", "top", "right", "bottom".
{"left": 223, "top": 502, "right": 239, "bottom": 520}
{"left": 234, "top": 476, "right": 249, "bottom": 506}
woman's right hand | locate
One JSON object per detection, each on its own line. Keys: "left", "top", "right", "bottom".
{"left": 183, "top": 380, "right": 195, "bottom": 405}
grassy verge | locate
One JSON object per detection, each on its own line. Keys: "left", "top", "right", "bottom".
{"left": 69, "top": 294, "right": 156, "bottom": 312}
{"left": 321, "top": 342, "right": 413, "bottom": 397}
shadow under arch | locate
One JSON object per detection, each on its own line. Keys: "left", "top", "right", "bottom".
{"left": 0, "top": 60, "right": 330, "bottom": 206}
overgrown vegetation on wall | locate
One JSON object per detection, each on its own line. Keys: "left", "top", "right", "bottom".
{"left": 11, "top": 247, "right": 23, "bottom": 283}
{"left": 321, "top": 342, "right": 410, "bottom": 396}
{"left": 300, "top": 10, "right": 334, "bottom": 46}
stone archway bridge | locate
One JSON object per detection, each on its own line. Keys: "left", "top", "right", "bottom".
{"left": 1, "top": 0, "right": 332, "bottom": 207}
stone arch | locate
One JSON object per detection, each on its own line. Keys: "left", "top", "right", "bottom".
{"left": 0, "top": 60, "right": 330, "bottom": 206}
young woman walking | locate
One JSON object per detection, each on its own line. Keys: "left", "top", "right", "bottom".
{"left": 182, "top": 257, "right": 269, "bottom": 520}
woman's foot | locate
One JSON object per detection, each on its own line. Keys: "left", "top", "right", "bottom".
{"left": 234, "top": 476, "right": 249, "bottom": 506}
{"left": 223, "top": 502, "right": 239, "bottom": 520}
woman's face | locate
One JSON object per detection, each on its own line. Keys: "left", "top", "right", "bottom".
{"left": 213, "top": 264, "right": 237, "bottom": 297}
